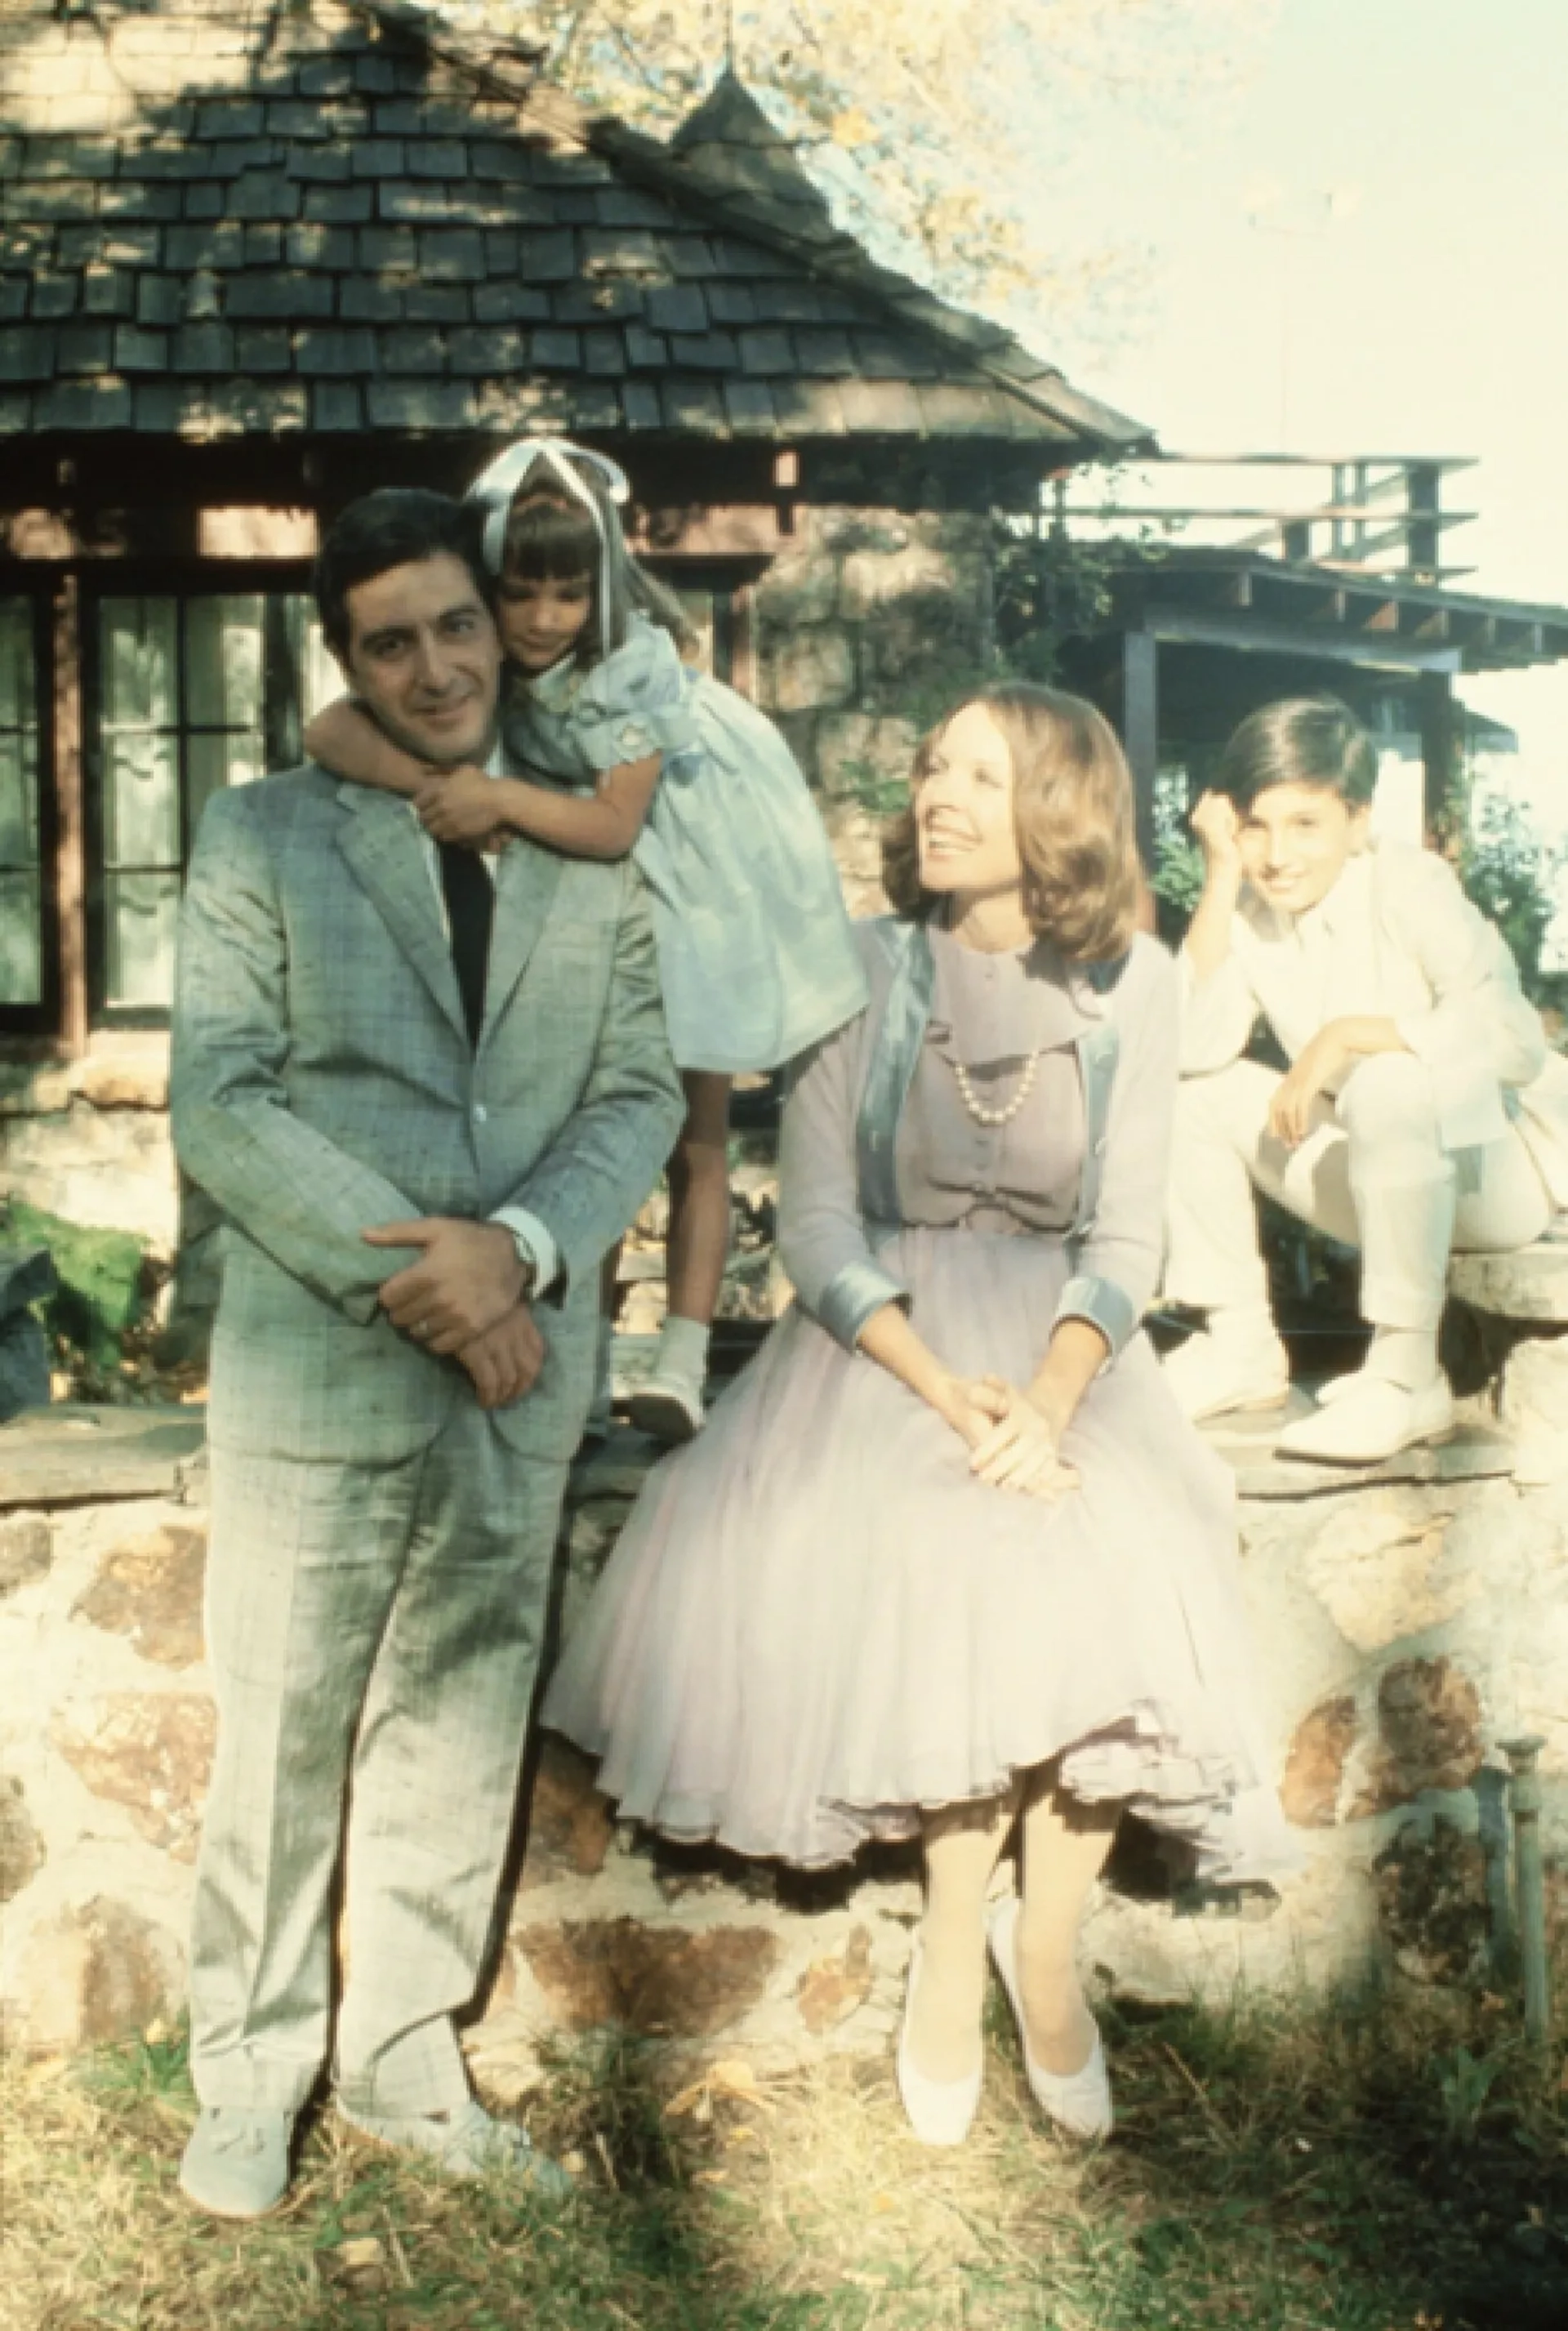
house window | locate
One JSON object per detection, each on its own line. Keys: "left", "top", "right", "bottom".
{"left": 0, "top": 597, "right": 45, "bottom": 1012}
{"left": 89, "top": 589, "right": 336, "bottom": 1023}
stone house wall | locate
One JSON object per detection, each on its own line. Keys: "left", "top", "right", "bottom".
{"left": 1, "top": 1050, "right": 178, "bottom": 1261}
{"left": 752, "top": 497, "right": 997, "bottom": 916}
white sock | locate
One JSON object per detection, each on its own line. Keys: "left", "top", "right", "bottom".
{"left": 1362, "top": 1326, "right": 1441, "bottom": 1391}
{"left": 1207, "top": 1301, "right": 1280, "bottom": 1354}
{"left": 586, "top": 1307, "right": 615, "bottom": 1429}
{"left": 657, "top": 1313, "right": 710, "bottom": 1386}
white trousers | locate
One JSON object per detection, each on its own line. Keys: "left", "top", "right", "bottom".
{"left": 1165, "top": 1055, "right": 1552, "bottom": 1332}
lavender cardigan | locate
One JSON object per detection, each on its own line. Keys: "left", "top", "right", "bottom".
{"left": 777, "top": 916, "right": 1180, "bottom": 1365}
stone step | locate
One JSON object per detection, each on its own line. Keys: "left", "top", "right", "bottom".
{"left": 1448, "top": 1239, "right": 1568, "bottom": 1323}
{"left": 0, "top": 1402, "right": 205, "bottom": 1509}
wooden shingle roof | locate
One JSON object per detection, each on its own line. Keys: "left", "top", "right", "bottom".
{"left": 0, "top": 0, "right": 1153, "bottom": 461}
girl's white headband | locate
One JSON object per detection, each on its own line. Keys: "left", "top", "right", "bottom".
{"left": 466, "top": 439, "right": 632, "bottom": 631}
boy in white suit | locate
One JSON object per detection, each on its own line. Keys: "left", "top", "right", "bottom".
{"left": 1164, "top": 696, "right": 1568, "bottom": 1464}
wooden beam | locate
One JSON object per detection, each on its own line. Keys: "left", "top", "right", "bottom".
{"left": 1120, "top": 630, "right": 1159, "bottom": 871}
{"left": 630, "top": 505, "right": 782, "bottom": 559}
{"left": 1142, "top": 603, "right": 1461, "bottom": 674}
{"left": 51, "top": 573, "right": 87, "bottom": 1057}
{"left": 1418, "top": 670, "right": 1459, "bottom": 844}
{"left": 7, "top": 511, "right": 74, "bottom": 560}
{"left": 197, "top": 508, "right": 318, "bottom": 559}
{"left": 729, "top": 580, "right": 759, "bottom": 705}
{"left": 1454, "top": 611, "right": 1496, "bottom": 656}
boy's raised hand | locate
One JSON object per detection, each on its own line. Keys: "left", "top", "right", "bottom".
{"left": 1190, "top": 789, "right": 1245, "bottom": 875}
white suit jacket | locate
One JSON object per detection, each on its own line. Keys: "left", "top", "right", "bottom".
{"left": 1180, "top": 840, "right": 1568, "bottom": 1202}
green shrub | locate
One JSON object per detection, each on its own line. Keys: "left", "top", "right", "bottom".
{"left": 0, "top": 1200, "right": 149, "bottom": 1369}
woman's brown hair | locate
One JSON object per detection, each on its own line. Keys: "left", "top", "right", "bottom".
{"left": 881, "top": 684, "right": 1141, "bottom": 962}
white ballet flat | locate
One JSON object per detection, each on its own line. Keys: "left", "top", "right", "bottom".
{"left": 987, "top": 1893, "right": 1112, "bottom": 2141}
{"left": 628, "top": 1371, "right": 705, "bottom": 1444}
{"left": 895, "top": 1932, "right": 983, "bottom": 2147}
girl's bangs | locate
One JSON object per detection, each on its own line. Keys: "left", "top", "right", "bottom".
{"left": 502, "top": 494, "right": 599, "bottom": 582}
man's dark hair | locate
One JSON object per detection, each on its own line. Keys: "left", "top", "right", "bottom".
{"left": 314, "top": 489, "right": 490, "bottom": 659}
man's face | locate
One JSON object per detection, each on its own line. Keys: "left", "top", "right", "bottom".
{"left": 341, "top": 554, "right": 502, "bottom": 768}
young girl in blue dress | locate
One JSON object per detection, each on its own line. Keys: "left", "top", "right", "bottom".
{"left": 305, "top": 439, "right": 867, "bottom": 1438}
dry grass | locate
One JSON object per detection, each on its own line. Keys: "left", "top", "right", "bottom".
{"left": 7, "top": 1979, "right": 1568, "bottom": 2331}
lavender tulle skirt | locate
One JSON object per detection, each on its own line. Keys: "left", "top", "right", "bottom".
{"left": 543, "top": 1226, "right": 1299, "bottom": 1881}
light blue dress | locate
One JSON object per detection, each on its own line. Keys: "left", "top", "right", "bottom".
{"left": 501, "top": 620, "right": 867, "bottom": 1074}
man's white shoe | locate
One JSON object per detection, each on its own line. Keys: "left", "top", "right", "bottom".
{"left": 179, "top": 2107, "right": 295, "bottom": 2218}
{"left": 338, "top": 2098, "right": 572, "bottom": 2198}
{"left": 1161, "top": 1330, "right": 1290, "bottom": 1424}
{"left": 1276, "top": 1372, "right": 1454, "bottom": 1465}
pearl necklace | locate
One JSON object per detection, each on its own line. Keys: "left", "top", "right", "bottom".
{"left": 950, "top": 1051, "right": 1039, "bottom": 1129}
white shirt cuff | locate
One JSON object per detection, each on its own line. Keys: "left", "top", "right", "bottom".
{"left": 490, "top": 1206, "right": 562, "bottom": 1297}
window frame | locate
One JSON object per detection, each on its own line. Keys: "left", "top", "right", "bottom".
{"left": 644, "top": 559, "right": 767, "bottom": 694}
{"left": 81, "top": 559, "right": 318, "bottom": 1032}
{"left": 16, "top": 555, "right": 764, "bottom": 1045}
{"left": 0, "top": 586, "right": 60, "bottom": 1041}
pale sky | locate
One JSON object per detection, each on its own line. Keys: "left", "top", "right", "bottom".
{"left": 1031, "top": 0, "right": 1568, "bottom": 822}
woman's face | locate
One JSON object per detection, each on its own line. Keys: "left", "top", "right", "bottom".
{"left": 915, "top": 702, "right": 1022, "bottom": 902}
{"left": 496, "top": 570, "right": 593, "bottom": 673}
{"left": 1236, "top": 779, "right": 1370, "bottom": 915}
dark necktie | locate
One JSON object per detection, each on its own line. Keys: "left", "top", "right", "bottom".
{"left": 438, "top": 841, "right": 492, "bottom": 1048}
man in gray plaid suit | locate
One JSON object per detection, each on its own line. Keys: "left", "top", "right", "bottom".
{"left": 170, "top": 490, "right": 684, "bottom": 2217}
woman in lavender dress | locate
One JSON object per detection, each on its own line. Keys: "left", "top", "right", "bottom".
{"left": 544, "top": 685, "right": 1295, "bottom": 2147}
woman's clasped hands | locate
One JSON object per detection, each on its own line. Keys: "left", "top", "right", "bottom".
{"left": 938, "top": 1372, "right": 1079, "bottom": 1501}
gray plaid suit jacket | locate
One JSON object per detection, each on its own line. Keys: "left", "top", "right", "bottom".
{"left": 171, "top": 765, "right": 684, "bottom": 1465}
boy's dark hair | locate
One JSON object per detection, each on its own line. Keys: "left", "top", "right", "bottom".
{"left": 1218, "top": 696, "right": 1379, "bottom": 809}
{"left": 315, "top": 489, "right": 490, "bottom": 659}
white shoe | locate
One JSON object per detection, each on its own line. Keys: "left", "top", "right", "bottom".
{"left": 338, "top": 2098, "right": 572, "bottom": 2198}
{"left": 628, "top": 1371, "right": 705, "bottom": 1444}
{"left": 987, "top": 1895, "right": 1112, "bottom": 2141}
{"left": 1161, "top": 1329, "right": 1290, "bottom": 1424}
{"left": 895, "top": 1931, "right": 983, "bottom": 2146}
{"left": 179, "top": 2107, "right": 295, "bottom": 2219}
{"left": 1276, "top": 1371, "right": 1453, "bottom": 1465}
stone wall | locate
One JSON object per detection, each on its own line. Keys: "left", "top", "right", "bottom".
{"left": 1, "top": 1050, "right": 178, "bottom": 1257}
{"left": 7, "top": 1289, "right": 1568, "bottom": 2074}
{"left": 0, "top": 1408, "right": 207, "bottom": 2052}
{"left": 751, "top": 501, "right": 996, "bottom": 916}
